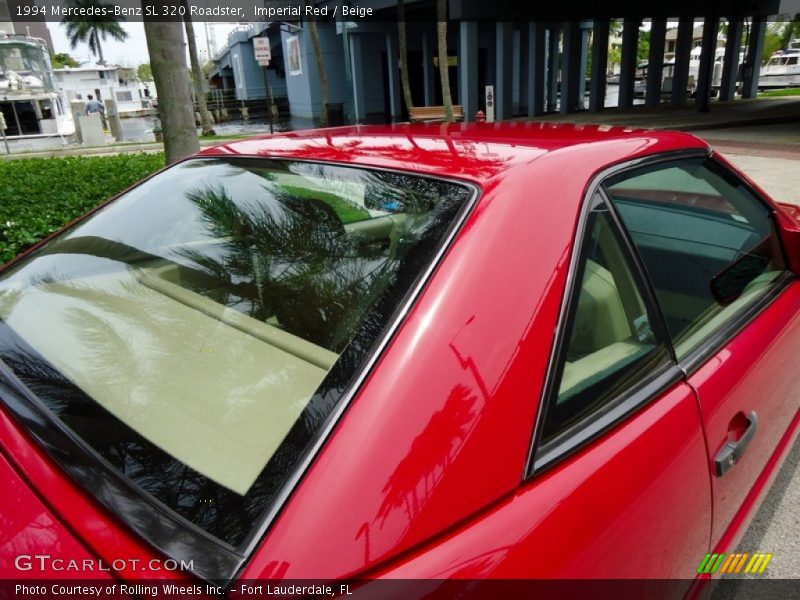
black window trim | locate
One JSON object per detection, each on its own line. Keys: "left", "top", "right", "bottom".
{"left": 525, "top": 150, "right": 703, "bottom": 478}
{"left": 0, "top": 157, "right": 481, "bottom": 584}
{"left": 526, "top": 149, "right": 796, "bottom": 479}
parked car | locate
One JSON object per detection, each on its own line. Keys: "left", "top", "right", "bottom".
{"left": 1, "top": 123, "right": 798, "bottom": 595}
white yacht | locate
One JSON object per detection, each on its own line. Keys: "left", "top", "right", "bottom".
{"left": 54, "top": 65, "right": 156, "bottom": 118}
{"left": 759, "top": 40, "right": 800, "bottom": 89}
{"left": 0, "top": 33, "right": 75, "bottom": 138}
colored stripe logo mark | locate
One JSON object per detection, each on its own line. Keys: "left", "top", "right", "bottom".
{"left": 697, "top": 552, "right": 773, "bottom": 574}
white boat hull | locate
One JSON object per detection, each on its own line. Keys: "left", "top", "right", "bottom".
{"left": 758, "top": 73, "right": 800, "bottom": 88}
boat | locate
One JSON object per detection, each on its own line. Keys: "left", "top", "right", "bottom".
{"left": 54, "top": 64, "right": 157, "bottom": 118}
{"left": 0, "top": 33, "right": 75, "bottom": 138}
{"left": 759, "top": 39, "right": 800, "bottom": 89}
{"left": 633, "top": 58, "right": 698, "bottom": 98}
{"left": 634, "top": 46, "right": 744, "bottom": 98}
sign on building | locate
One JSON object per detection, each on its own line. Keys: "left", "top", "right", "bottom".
{"left": 254, "top": 37, "right": 271, "bottom": 66}
{"left": 285, "top": 35, "right": 302, "bottom": 76}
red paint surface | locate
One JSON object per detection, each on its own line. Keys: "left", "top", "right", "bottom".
{"left": 0, "top": 123, "right": 797, "bottom": 584}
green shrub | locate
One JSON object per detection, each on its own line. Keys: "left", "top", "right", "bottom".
{"left": 0, "top": 153, "right": 164, "bottom": 263}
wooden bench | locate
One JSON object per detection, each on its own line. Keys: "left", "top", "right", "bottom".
{"left": 408, "top": 105, "right": 464, "bottom": 123}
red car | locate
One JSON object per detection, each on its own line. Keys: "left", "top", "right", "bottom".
{"left": 1, "top": 124, "right": 798, "bottom": 594}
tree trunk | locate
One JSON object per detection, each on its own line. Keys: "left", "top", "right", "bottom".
{"left": 94, "top": 30, "right": 105, "bottom": 65}
{"left": 398, "top": 0, "right": 414, "bottom": 111}
{"left": 144, "top": 20, "right": 200, "bottom": 164}
{"left": 182, "top": 8, "right": 215, "bottom": 136}
{"left": 305, "top": 2, "right": 329, "bottom": 127}
{"left": 436, "top": 0, "right": 454, "bottom": 122}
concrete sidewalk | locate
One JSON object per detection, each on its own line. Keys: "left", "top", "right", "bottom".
{"left": 0, "top": 138, "right": 234, "bottom": 161}
{"left": 719, "top": 154, "right": 800, "bottom": 203}
{"left": 689, "top": 122, "right": 800, "bottom": 203}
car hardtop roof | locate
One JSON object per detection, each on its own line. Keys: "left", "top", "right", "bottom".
{"left": 197, "top": 122, "right": 709, "bottom": 184}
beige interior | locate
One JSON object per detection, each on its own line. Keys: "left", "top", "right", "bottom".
{"left": 343, "top": 214, "right": 406, "bottom": 240}
{"left": 143, "top": 266, "right": 338, "bottom": 370}
{"left": 560, "top": 256, "right": 779, "bottom": 401}
{"left": 559, "top": 341, "right": 643, "bottom": 400}
{"left": 0, "top": 268, "right": 336, "bottom": 495}
{"left": 674, "top": 269, "right": 779, "bottom": 358}
{"left": 559, "top": 259, "right": 643, "bottom": 402}
{"left": 568, "top": 260, "right": 632, "bottom": 356}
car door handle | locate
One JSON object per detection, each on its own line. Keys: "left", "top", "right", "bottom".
{"left": 714, "top": 411, "right": 758, "bottom": 477}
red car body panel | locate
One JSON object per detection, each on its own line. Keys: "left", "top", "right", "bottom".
{"left": 0, "top": 409, "right": 186, "bottom": 582}
{"left": 688, "top": 283, "right": 800, "bottom": 547}
{"left": 367, "top": 382, "right": 710, "bottom": 582}
{"left": 712, "top": 404, "right": 800, "bottom": 556}
{"left": 0, "top": 450, "right": 112, "bottom": 581}
{"left": 0, "top": 123, "right": 797, "bottom": 585}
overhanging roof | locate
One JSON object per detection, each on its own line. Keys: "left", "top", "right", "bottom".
{"left": 449, "top": 0, "right": 782, "bottom": 19}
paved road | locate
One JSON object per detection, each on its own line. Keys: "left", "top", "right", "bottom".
{"left": 695, "top": 134, "right": 800, "bottom": 581}
{"left": 724, "top": 154, "right": 800, "bottom": 205}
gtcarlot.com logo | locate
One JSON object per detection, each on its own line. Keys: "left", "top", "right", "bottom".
{"left": 14, "top": 554, "right": 193, "bottom": 572}
{"left": 697, "top": 552, "right": 773, "bottom": 575}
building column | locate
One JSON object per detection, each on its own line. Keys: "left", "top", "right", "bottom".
{"left": 422, "top": 33, "right": 435, "bottom": 106}
{"left": 560, "top": 21, "right": 582, "bottom": 114}
{"left": 743, "top": 16, "right": 766, "bottom": 99}
{"left": 512, "top": 28, "right": 522, "bottom": 114}
{"left": 496, "top": 21, "right": 513, "bottom": 120}
{"left": 386, "top": 32, "right": 401, "bottom": 118}
{"left": 695, "top": 17, "right": 720, "bottom": 108}
{"left": 460, "top": 21, "right": 478, "bottom": 121}
{"left": 486, "top": 25, "right": 496, "bottom": 90}
{"left": 349, "top": 34, "right": 366, "bottom": 122}
{"left": 618, "top": 19, "right": 640, "bottom": 109}
{"left": 589, "top": 20, "right": 610, "bottom": 112}
{"left": 547, "top": 26, "right": 559, "bottom": 112}
{"left": 519, "top": 25, "right": 530, "bottom": 115}
{"left": 671, "top": 18, "right": 694, "bottom": 105}
{"left": 576, "top": 25, "right": 590, "bottom": 110}
{"left": 646, "top": 18, "right": 667, "bottom": 106}
{"left": 528, "top": 22, "right": 546, "bottom": 116}
{"left": 719, "top": 18, "right": 744, "bottom": 101}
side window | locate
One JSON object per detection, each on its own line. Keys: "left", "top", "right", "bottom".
{"left": 605, "top": 157, "right": 787, "bottom": 361}
{"left": 541, "top": 197, "right": 670, "bottom": 444}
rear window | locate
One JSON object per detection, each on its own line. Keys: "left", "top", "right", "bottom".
{"left": 0, "top": 158, "right": 470, "bottom": 569}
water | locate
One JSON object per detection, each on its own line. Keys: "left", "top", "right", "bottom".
{"left": 120, "top": 115, "right": 313, "bottom": 143}
{"left": 3, "top": 114, "right": 317, "bottom": 154}
{"left": 3, "top": 88, "right": 641, "bottom": 154}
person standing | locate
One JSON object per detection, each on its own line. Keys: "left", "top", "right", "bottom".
{"left": 85, "top": 94, "right": 107, "bottom": 130}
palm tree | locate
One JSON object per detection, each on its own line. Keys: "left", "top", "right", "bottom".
{"left": 143, "top": 19, "right": 200, "bottom": 164}
{"left": 398, "top": 0, "right": 414, "bottom": 112}
{"left": 780, "top": 14, "right": 800, "bottom": 49}
{"left": 62, "top": 0, "right": 128, "bottom": 65}
{"left": 181, "top": 2, "right": 215, "bottom": 136}
{"left": 305, "top": 1, "right": 329, "bottom": 127}
{"left": 178, "top": 183, "right": 400, "bottom": 351}
{"left": 436, "top": 0, "right": 454, "bottom": 122}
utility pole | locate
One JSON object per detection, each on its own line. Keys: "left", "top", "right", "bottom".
{"left": 341, "top": 0, "right": 356, "bottom": 124}
{"left": 255, "top": 35, "right": 274, "bottom": 134}
{"left": 262, "top": 65, "right": 274, "bottom": 134}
